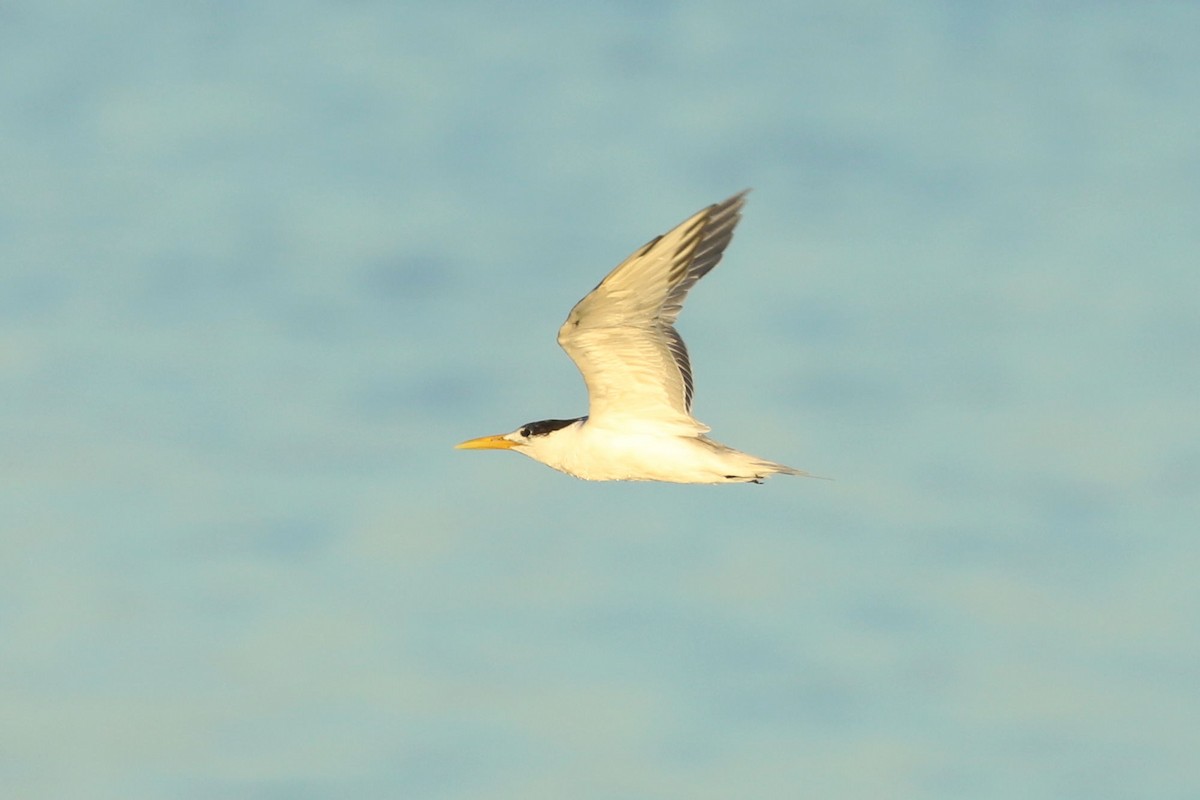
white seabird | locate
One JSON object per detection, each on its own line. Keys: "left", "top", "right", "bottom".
{"left": 456, "top": 190, "right": 810, "bottom": 484}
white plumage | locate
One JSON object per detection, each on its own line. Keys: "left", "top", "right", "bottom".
{"left": 456, "top": 191, "right": 810, "bottom": 484}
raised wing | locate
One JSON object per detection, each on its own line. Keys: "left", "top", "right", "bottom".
{"left": 556, "top": 191, "right": 748, "bottom": 431}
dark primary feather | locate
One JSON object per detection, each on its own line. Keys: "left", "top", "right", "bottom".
{"left": 660, "top": 191, "right": 747, "bottom": 326}
{"left": 663, "top": 325, "right": 695, "bottom": 411}
{"left": 660, "top": 191, "right": 746, "bottom": 410}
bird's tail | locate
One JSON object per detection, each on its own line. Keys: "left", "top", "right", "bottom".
{"left": 750, "top": 459, "right": 822, "bottom": 481}
{"left": 699, "top": 436, "right": 824, "bottom": 483}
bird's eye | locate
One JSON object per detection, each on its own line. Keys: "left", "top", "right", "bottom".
{"left": 519, "top": 427, "right": 531, "bottom": 438}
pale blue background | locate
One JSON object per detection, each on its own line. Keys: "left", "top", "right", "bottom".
{"left": 3, "top": 2, "right": 1198, "bottom": 798}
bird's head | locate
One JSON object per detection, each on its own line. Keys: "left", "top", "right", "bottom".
{"left": 455, "top": 417, "right": 583, "bottom": 457}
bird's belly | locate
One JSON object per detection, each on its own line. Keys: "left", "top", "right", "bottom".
{"left": 562, "top": 429, "right": 746, "bottom": 484}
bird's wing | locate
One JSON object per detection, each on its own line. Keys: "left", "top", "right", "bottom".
{"left": 556, "top": 191, "right": 748, "bottom": 431}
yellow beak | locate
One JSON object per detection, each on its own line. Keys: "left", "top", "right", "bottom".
{"left": 455, "top": 434, "right": 517, "bottom": 451}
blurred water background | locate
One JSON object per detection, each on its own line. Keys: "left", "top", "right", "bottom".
{"left": 3, "top": 2, "right": 1198, "bottom": 798}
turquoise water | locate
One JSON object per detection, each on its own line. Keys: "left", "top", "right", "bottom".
{"left": 3, "top": 2, "right": 1198, "bottom": 798}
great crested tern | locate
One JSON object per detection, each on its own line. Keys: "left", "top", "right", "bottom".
{"left": 456, "top": 190, "right": 809, "bottom": 484}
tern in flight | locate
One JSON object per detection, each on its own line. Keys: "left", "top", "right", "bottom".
{"left": 456, "top": 190, "right": 810, "bottom": 484}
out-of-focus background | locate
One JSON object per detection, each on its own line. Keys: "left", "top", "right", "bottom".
{"left": 3, "top": 2, "right": 1198, "bottom": 798}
